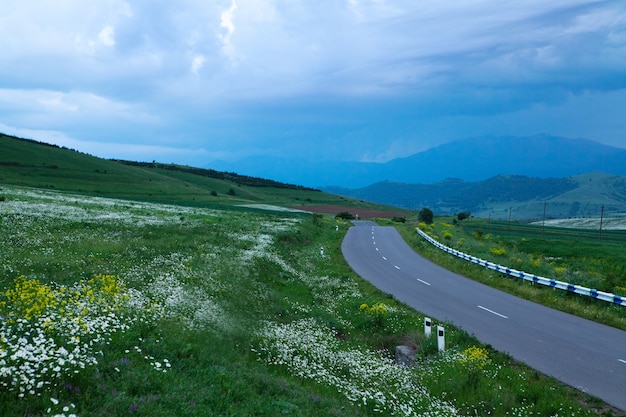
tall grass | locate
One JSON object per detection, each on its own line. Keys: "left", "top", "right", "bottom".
{"left": 0, "top": 186, "right": 620, "bottom": 416}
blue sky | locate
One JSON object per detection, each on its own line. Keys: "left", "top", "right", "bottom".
{"left": 1, "top": 0, "right": 625, "bottom": 167}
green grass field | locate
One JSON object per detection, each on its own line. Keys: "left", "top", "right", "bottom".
{"left": 1, "top": 133, "right": 625, "bottom": 415}
{"left": 1, "top": 185, "right": 620, "bottom": 416}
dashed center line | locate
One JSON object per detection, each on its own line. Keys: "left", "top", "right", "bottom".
{"left": 382, "top": 256, "right": 387, "bottom": 260}
{"left": 394, "top": 265, "right": 400, "bottom": 270}
{"left": 478, "top": 305, "right": 508, "bottom": 319}
{"left": 619, "top": 359, "right": 626, "bottom": 365}
{"left": 375, "top": 247, "right": 379, "bottom": 251}
{"left": 417, "top": 278, "right": 431, "bottom": 286}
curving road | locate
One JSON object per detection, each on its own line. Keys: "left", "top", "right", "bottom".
{"left": 341, "top": 221, "right": 626, "bottom": 411}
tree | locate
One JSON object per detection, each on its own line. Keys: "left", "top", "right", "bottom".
{"left": 418, "top": 207, "right": 434, "bottom": 224}
{"left": 457, "top": 211, "right": 471, "bottom": 221}
{"left": 335, "top": 211, "right": 355, "bottom": 220}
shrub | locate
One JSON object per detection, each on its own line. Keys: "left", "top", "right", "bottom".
{"left": 459, "top": 346, "right": 491, "bottom": 372}
{"left": 335, "top": 211, "right": 355, "bottom": 220}
{"left": 418, "top": 208, "right": 434, "bottom": 224}
{"left": 457, "top": 211, "right": 471, "bottom": 221}
{"left": 489, "top": 247, "right": 507, "bottom": 256}
{"left": 312, "top": 213, "right": 323, "bottom": 226}
{"left": 392, "top": 216, "right": 406, "bottom": 223}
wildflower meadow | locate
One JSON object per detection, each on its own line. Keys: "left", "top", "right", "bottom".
{"left": 0, "top": 186, "right": 616, "bottom": 416}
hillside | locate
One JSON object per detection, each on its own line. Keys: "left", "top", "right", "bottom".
{"left": 324, "top": 173, "right": 626, "bottom": 220}
{"left": 0, "top": 133, "right": 399, "bottom": 214}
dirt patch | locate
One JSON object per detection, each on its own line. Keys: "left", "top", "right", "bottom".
{"left": 291, "top": 205, "right": 406, "bottom": 219}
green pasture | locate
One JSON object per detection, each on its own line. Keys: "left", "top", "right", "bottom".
{"left": 1, "top": 133, "right": 625, "bottom": 415}
{"left": 1, "top": 186, "right": 620, "bottom": 416}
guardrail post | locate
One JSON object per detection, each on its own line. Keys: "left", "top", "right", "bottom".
{"left": 424, "top": 317, "right": 432, "bottom": 338}
{"left": 437, "top": 326, "right": 445, "bottom": 352}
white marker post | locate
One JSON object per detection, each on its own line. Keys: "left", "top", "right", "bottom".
{"left": 437, "top": 326, "right": 445, "bottom": 352}
{"left": 424, "top": 317, "right": 432, "bottom": 338}
{"left": 320, "top": 247, "right": 324, "bottom": 257}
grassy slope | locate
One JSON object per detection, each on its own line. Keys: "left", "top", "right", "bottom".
{"left": 1, "top": 186, "right": 618, "bottom": 416}
{"left": 2, "top": 133, "right": 625, "bottom": 415}
{"left": 0, "top": 133, "right": 400, "bottom": 212}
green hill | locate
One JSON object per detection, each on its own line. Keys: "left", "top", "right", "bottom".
{"left": 0, "top": 133, "right": 399, "bottom": 213}
{"left": 324, "top": 173, "right": 626, "bottom": 220}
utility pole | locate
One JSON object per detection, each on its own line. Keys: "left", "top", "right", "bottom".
{"left": 542, "top": 201, "right": 547, "bottom": 235}
{"left": 508, "top": 207, "right": 512, "bottom": 229}
{"left": 599, "top": 205, "right": 604, "bottom": 241}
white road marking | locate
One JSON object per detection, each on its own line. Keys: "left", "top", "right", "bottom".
{"left": 394, "top": 265, "right": 400, "bottom": 270}
{"left": 417, "top": 278, "right": 431, "bottom": 286}
{"left": 478, "top": 305, "right": 508, "bottom": 319}
{"left": 382, "top": 256, "right": 387, "bottom": 260}
{"left": 375, "top": 247, "right": 379, "bottom": 251}
{"left": 619, "top": 359, "right": 626, "bottom": 365}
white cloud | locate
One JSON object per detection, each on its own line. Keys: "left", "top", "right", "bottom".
{"left": 219, "top": 0, "right": 238, "bottom": 60}
{"left": 191, "top": 55, "right": 206, "bottom": 74}
{"left": 0, "top": 88, "right": 158, "bottom": 133}
{"left": 1, "top": 0, "right": 625, "bottom": 164}
{"left": 359, "top": 139, "right": 432, "bottom": 163}
{"left": 98, "top": 25, "right": 116, "bottom": 47}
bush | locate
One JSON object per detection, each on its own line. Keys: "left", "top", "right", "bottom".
{"left": 457, "top": 211, "right": 471, "bottom": 221}
{"left": 418, "top": 208, "right": 434, "bottom": 224}
{"left": 335, "top": 211, "right": 355, "bottom": 220}
{"left": 392, "top": 216, "right": 406, "bottom": 223}
{"left": 489, "top": 247, "right": 507, "bottom": 256}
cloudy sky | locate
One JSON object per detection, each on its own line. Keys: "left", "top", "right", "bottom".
{"left": 1, "top": 0, "right": 625, "bottom": 167}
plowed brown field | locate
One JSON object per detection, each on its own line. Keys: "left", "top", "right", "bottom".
{"left": 290, "top": 205, "right": 406, "bottom": 219}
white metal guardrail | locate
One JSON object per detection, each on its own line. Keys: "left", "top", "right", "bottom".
{"left": 417, "top": 229, "right": 625, "bottom": 307}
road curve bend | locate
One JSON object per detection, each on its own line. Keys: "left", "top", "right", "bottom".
{"left": 341, "top": 221, "right": 626, "bottom": 411}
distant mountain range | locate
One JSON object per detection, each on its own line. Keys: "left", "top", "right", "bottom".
{"left": 208, "top": 135, "right": 626, "bottom": 188}
{"left": 208, "top": 135, "right": 626, "bottom": 219}
{"left": 322, "top": 173, "right": 626, "bottom": 220}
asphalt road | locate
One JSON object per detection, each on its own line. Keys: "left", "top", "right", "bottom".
{"left": 341, "top": 221, "right": 626, "bottom": 411}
